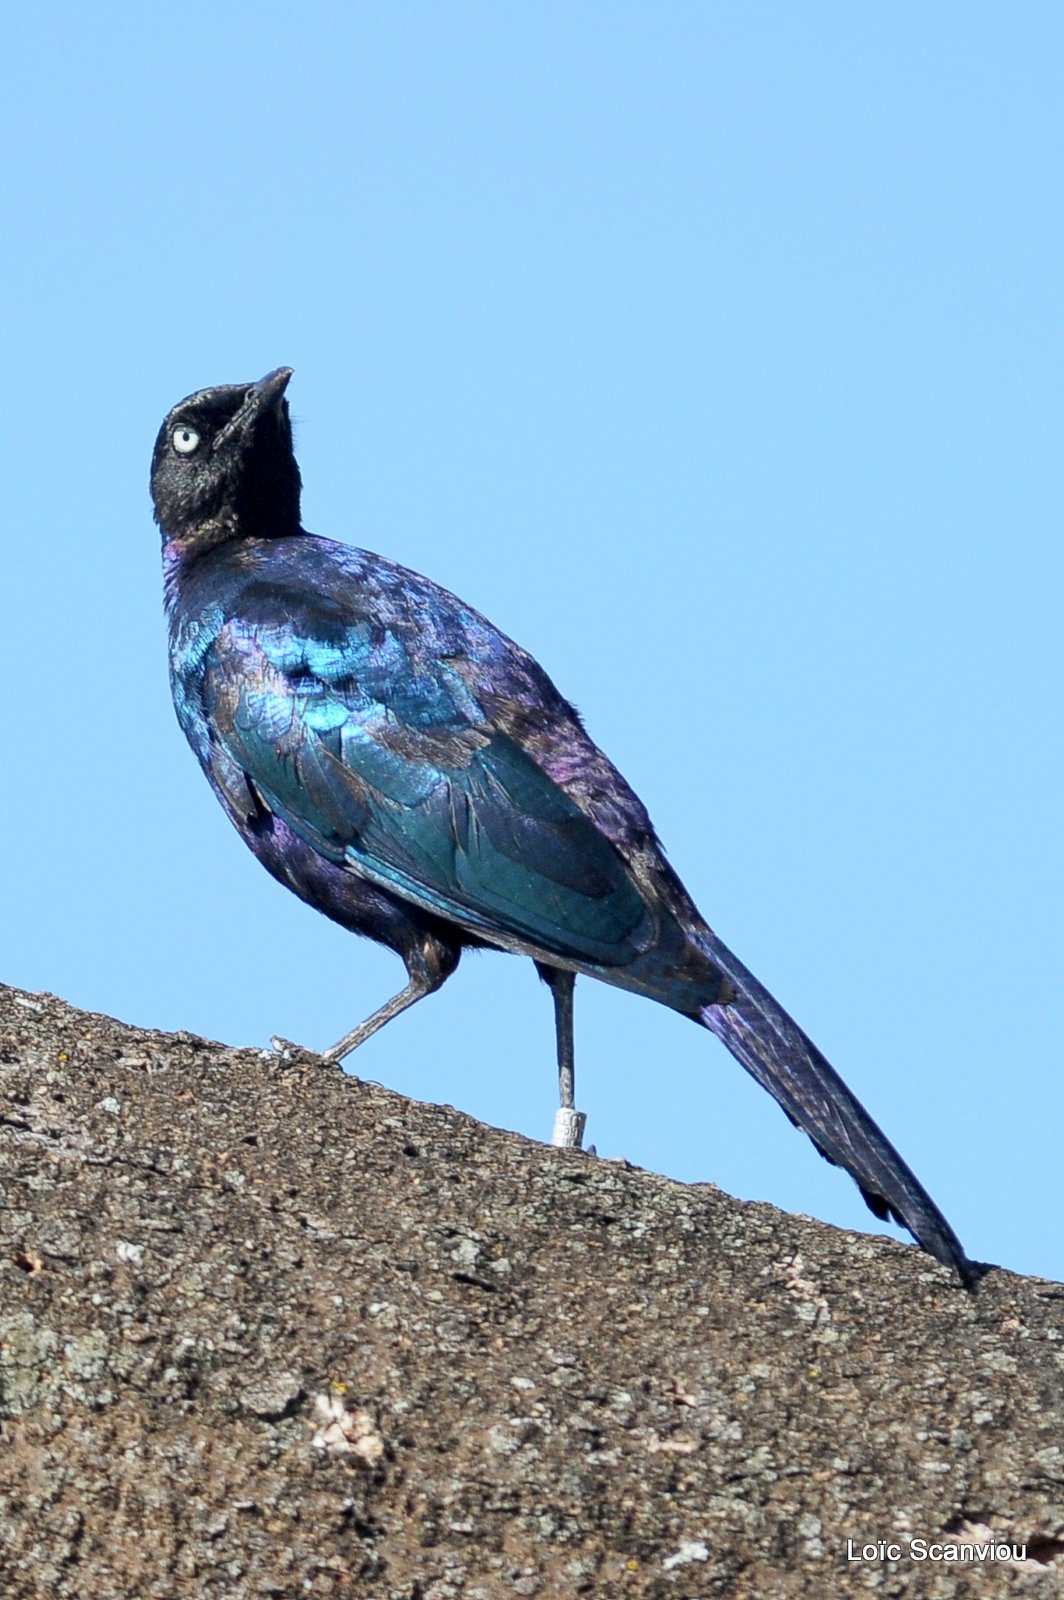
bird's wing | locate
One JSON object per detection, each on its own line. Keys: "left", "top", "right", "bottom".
{"left": 202, "top": 619, "right": 653, "bottom": 966}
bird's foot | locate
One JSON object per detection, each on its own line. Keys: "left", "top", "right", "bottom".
{"left": 551, "top": 1107, "right": 587, "bottom": 1150}
{"left": 268, "top": 1035, "right": 325, "bottom": 1065}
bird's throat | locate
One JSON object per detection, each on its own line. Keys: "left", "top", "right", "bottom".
{"left": 161, "top": 514, "right": 243, "bottom": 604}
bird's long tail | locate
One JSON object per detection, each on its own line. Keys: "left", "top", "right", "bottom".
{"left": 692, "top": 934, "right": 974, "bottom": 1286}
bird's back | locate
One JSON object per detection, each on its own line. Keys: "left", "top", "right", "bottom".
{"left": 167, "top": 532, "right": 727, "bottom": 1011}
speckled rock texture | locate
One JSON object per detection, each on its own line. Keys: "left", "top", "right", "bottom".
{"left": 0, "top": 981, "right": 1060, "bottom": 1598}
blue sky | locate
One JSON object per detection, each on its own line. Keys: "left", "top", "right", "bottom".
{"left": 4, "top": 4, "right": 1061, "bottom": 1282}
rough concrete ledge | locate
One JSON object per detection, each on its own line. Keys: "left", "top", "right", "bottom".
{"left": 0, "top": 981, "right": 1060, "bottom": 1598}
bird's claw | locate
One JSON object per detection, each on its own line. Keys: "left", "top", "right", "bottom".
{"left": 268, "top": 1034, "right": 325, "bottom": 1065}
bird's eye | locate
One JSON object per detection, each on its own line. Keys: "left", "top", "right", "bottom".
{"left": 172, "top": 426, "right": 201, "bottom": 455}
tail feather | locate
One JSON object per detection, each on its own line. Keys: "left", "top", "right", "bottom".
{"left": 693, "top": 937, "right": 974, "bottom": 1286}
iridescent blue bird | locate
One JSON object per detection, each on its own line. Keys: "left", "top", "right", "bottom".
{"left": 152, "top": 368, "right": 972, "bottom": 1283}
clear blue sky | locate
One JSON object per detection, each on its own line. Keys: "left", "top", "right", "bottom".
{"left": 4, "top": 4, "right": 1060, "bottom": 1282}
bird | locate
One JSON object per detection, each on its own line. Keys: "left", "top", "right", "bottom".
{"left": 152, "top": 367, "right": 973, "bottom": 1285}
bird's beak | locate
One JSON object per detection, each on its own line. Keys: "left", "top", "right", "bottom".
{"left": 254, "top": 367, "right": 294, "bottom": 407}
{"left": 212, "top": 367, "right": 294, "bottom": 452}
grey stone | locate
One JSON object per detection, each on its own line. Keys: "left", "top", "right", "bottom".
{"left": 0, "top": 980, "right": 1060, "bottom": 1598}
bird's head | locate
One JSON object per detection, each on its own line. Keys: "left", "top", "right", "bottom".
{"left": 151, "top": 367, "right": 301, "bottom": 552}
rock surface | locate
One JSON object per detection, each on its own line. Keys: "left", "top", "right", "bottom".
{"left": 0, "top": 980, "right": 1060, "bottom": 1597}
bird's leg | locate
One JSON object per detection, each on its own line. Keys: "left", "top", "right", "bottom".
{"left": 319, "top": 970, "right": 442, "bottom": 1064}
{"left": 274, "top": 935, "right": 460, "bottom": 1066}
{"left": 552, "top": 969, "right": 577, "bottom": 1111}
{"left": 535, "top": 963, "right": 586, "bottom": 1151}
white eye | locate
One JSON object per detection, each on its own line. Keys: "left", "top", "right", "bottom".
{"left": 172, "top": 425, "right": 201, "bottom": 455}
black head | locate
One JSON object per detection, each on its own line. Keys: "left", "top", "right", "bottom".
{"left": 151, "top": 368, "right": 301, "bottom": 551}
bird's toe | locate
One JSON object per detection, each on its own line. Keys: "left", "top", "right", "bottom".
{"left": 268, "top": 1034, "right": 322, "bottom": 1063}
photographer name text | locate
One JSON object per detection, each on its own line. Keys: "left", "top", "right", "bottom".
{"left": 846, "top": 1538, "right": 1027, "bottom": 1564}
